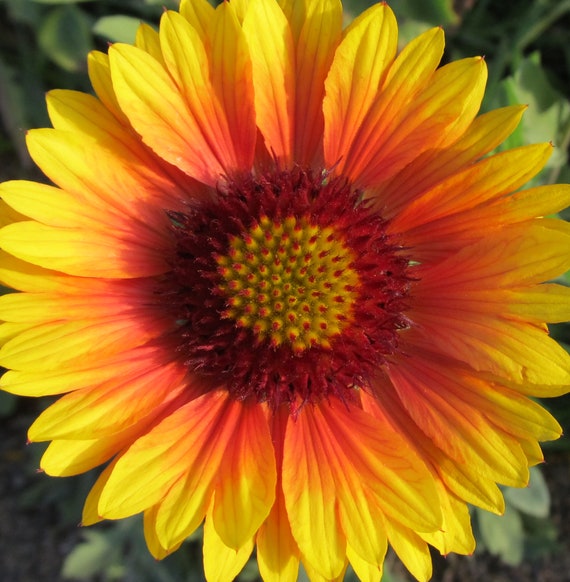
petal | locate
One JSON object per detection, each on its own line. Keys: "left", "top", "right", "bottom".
{"left": 337, "top": 26, "right": 443, "bottom": 181}
{"left": 179, "top": 0, "right": 215, "bottom": 39}
{"left": 0, "top": 278, "right": 155, "bottom": 323}
{"left": 390, "top": 143, "right": 552, "bottom": 239}
{"left": 387, "top": 353, "right": 530, "bottom": 487}
{"left": 347, "top": 545, "right": 383, "bottom": 582}
{"left": 243, "top": 0, "right": 295, "bottom": 164}
{"left": 0, "top": 345, "right": 170, "bottom": 397}
{"left": 0, "top": 315, "right": 165, "bottom": 373}
{"left": 324, "top": 3, "right": 397, "bottom": 168}
{"left": 415, "top": 220, "right": 570, "bottom": 290}
{"left": 143, "top": 506, "right": 182, "bottom": 560}
{"left": 159, "top": 11, "right": 247, "bottom": 172}
{"left": 364, "top": 388, "right": 505, "bottom": 514}
{"left": 257, "top": 407, "right": 300, "bottom": 582}
{"left": 375, "top": 104, "right": 527, "bottom": 217}
{"left": 203, "top": 508, "right": 255, "bottom": 582}
{"left": 42, "top": 433, "right": 131, "bottom": 477}
{"left": 109, "top": 42, "right": 225, "bottom": 185}
{"left": 283, "top": 400, "right": 440, "bottom": 577}
{"left": 24, "top": 127, "right": 181, "bottom": 240}
{"left": 282, "top": 405, "right": 346, "bottom": 578}
{"left": 98, "top": 391, "right": 235, "bottom": 519}
{"left": 506, "top": 284, "right": 570, "bottom": 324}
{"left": 135, "top": 23, "right": 165, "bottom": 65}
{"left": 209, "top": 1, "right": 257, "bottom": 169}
{"left": 496, "top": 183, "right": 570, "bottom": 222}
{"left": 45, "top": 88, "right": 201, "bottom": 202}
{"left": 293, "top": 0, "right": 342, "bottom": 164}
{"left": 87, "top": 51, "right": 127, "bottom": 124}
{"left": 384, "top": 519, "right": 432, "bottom": 582}
{"left": 82, "top": 459, "right": 117, "bottom": 525}
{"left": 419, "top": 483, "right": 475, "bottom": 556}
{"left": 0, "top": 252, "right": 65, "bottom": 293}
{"left": 0, "top": 180, "right": 111, "bottom": 229}
{"left": 411, "top": 224, "right": 570, "bottom": 388}
{"left": 28, "top": 360, "right": 186, "bottom": 440}
{"left": 348, "top": 55, "right": 487, "bottom": 187}
{"left": 211, "top": 401, "right": 276, "bottom": 549}
{"left": 40, "top": 394, "right": 180, "bottom": 476}
{"left": 426, "top": 183, "right": 570, "bottom": 251}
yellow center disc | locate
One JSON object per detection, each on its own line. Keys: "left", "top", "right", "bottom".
{"left": 216, "top": 215, "right": 359, "bottom": 353}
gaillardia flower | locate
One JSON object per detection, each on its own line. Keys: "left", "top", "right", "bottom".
{"left": 1, "top": 0, "right": 570, "bottom": 580}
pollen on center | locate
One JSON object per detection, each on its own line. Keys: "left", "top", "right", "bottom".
{"left": 215, "top": 214, "right": 359, "bottom": 353}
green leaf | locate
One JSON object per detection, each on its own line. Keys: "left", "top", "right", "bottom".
{"left": 477, "top": 505, "right": 525, "bottom": 566}
{"left": 61, "top": 531, "right": 117, "bottom": 580}
{"left": 491, "top": 51, "right": 570, "bottom": 184}
{"left": 37, "top": 5, "right": 93, "bottom": 72}
{"left": 93, "top": 15, "right": 144, "bottom": 44}
{"left": 504, "top": 466, "right": 550, "bottom": 518}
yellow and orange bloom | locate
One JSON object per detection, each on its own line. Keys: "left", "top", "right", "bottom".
{"left": 1, "top": 0, "right": 570, "bottom": 580}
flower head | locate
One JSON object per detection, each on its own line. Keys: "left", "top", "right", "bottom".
{"left": 1, "top": 0, "right": 570, "bottom": 580}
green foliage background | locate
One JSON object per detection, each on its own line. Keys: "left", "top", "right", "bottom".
{"left": 0, "top": 0, "right": 569, "bottom": 580}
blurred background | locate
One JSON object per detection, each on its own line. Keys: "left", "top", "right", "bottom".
{"left": 0, "top": 0, "right": 569, "bottom": 580}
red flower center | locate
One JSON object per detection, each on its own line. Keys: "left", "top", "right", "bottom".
{"left": 161, "top": 168, "right": 412, "bottom": 411}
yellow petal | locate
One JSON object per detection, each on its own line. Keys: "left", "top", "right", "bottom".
{"left": 392, "top": 142, "right": 552, "bottom": 234}
{"left": 420, "top": 483, "right": 475, "bottom": 556}
{"left": 143, "top": 506, "right": 182, "bottom": 560}
{"left": 0, "top": 276, "right": 153, "bottom": 323}
{"left": 282, "top": 406, "right": 346, "bottom": 579}
{"left": 87, "top": 51, "right": 127, "bottom": 125}
{"left": 416, "top": 220, "right": 570, "bottom": 290}
{"left": 346, "top": 545, "right": 383, "bottom": 582}
{"left": 209, "top": 1, "right": 256, "bottom": 169}
{"left": 154, "top": 470, "right": 211, "bottom": 549}
{"left": 0, "top": 179, "right": 119, "bottom": 229}
{"left": 211, "top": 401, "right": 276, "bottom": 549}
{"left": 498, "top": 183, "right": 570, "bottom": 222}
{"left": 203, "top": 507, "right": 255, "bottom": 582}
{"left": 283, "top": 399, "right": 441, "bottom": 578}
{"left": 506, "top": 284, "right": 570, "bottom": 323}
{"left": 257, "top": 407, "right": 300, "bottom": 582}
{"left": 324, "top": 3, "right": 397, "bottom": 169}
{"left": 243, "top": 0, "right": 295, "bottom": 164}
{"left": 362, "top": 388, "right": 505, "bottom": 515}
{"left": 376, "top": 104, "right": 527, "bottom": 218}
{"left": 98, "top": 391, "right": 232, "bottom": 519}
{"left": 40, "top": 413, "right": 159, "bottom": 476}
{"left": 0, "top": 316, "right": 162, "bottom": 373}
{"left": 109, "top": 42, "right": 225, "bottom": 185}
{"left": 82, "top": 459, "right": 117, "bottom": 525}
{"left": 0, "top": 220, "right": 167, "bottom": 278}
{"left": 0, "top": 196, "right": 30, "bottom": 227}
{"left": 179, "top": 0, "right": 215, "bottom": 38}
{"left": 352, "top": 56, "right": 487, "bottom": 186}
{"left": 388, "top": 354, "right": 530, "bottom": 487}
{"left": 339, "top": 26, "right": 444, "bottom": 182}
{"left": 384, "top": 519, "right": 432, "bottom": 582}
{"left": 26, "top": 128, "right": 184, "bottom": 232}
{"left": 293, "top": 0, "right": 342, "bottom": 164}
{"left": 0, "top": 345, "right": 168, "bottom": 397}
{"left": 29, "top": 362, "right": 185, "bottom": 440}
{"left": 159, "top": 11, "right": 244, "bottom": 173}
{"left": 135, "top": 22, "right": 164, "bottom": 65}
